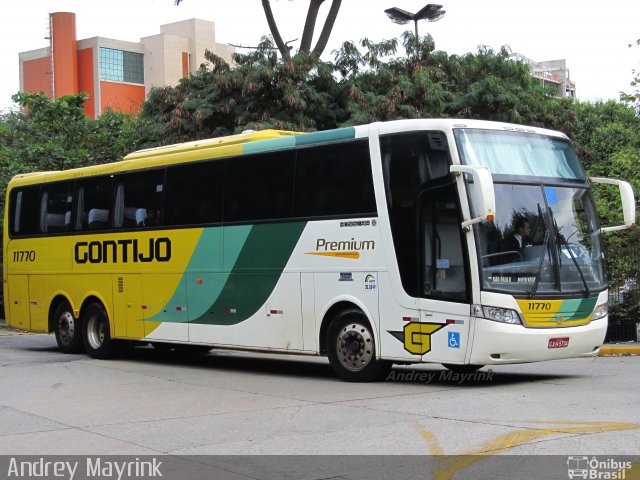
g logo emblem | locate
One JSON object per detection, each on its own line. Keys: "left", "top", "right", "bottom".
{"left": 403, "top": 322, "right": 445, "bottom": 355}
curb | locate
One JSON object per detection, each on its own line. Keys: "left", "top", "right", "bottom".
{"left": 599, "top": 344, "right": 640, "bottom": 356}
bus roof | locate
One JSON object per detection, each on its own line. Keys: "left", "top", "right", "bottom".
{"left": 123, "top": 129, "right": 299, "bottom": 162}
{"left": 7, "top": 119, "right": 569, "bottom": 188}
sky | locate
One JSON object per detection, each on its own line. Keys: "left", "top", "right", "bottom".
{"left": 0, "top": 0, "right": 638, "bottom": 113}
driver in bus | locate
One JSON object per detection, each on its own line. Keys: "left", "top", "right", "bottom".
{"left": 504, "top": 217, "right": 533, "bottom": 252}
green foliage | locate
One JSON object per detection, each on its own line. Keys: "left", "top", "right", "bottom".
{"left": 570, "top": 99, "right": 640, "bottom": 319}
{"left": 141, "top": 35, "right": 575, "bottom": 143}
{"left": 0, "top": 92, "right": 142, "bottom": 311}
{"left": 570, "top": 101, "right": 640, "bottom": 171}
{"left": 620, "top": 38, "right": 640, "bottom": 113}
{"left": 0, "top": 92, "right": 141, "bottom": 204}
{"left": 139, "top": 38, "right": 343, "bottom": 145}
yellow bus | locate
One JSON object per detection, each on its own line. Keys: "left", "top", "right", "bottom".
{"left": 3, "top": 120, "right": 635, "bottom": 381}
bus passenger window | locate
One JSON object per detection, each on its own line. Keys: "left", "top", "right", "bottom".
{"left": 39, "top": 182, "right": 74, "bottom": 234}
{"left": 294, "top": 140, "right": 375, "bottom": 218}
{"left": 9, "top": 187, "right": 40, "bottom": 237}
{"left": 165, "top": 160, "right": 224, "bottom": 226}
{"left": 225, "top": 151, "right": 294, "bottom": 223}
{"left": 75, "top": 177, "right": 113, "bottom": 231}
{"left": 113, "top": 170, "right": 164, "bottom": 229}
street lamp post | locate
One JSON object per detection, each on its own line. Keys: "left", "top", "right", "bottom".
{"left": 384, "top": 4, "right": 446, "bottom": 37}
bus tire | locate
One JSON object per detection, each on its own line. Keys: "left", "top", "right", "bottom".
{"left": 82, "top": 302, "right": 116, "bottom": 359}
{"left": 326, "top": 310, "right": 391, "bottom": 382}
{"left": 53, "top": 301, "right": 84, "bottom": 354}
{"left": 442, "top": 363, "right": 484, "bottom": 373}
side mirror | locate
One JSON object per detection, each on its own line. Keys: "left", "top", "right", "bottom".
{"left": 450, "top": 165, "right": 496, "bottom": 229}
{"left": 589, "top": 177, "right": 636, "bottom": 232}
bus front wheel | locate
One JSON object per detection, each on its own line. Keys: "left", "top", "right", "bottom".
{"left": 326, "top": 310, "right": 391, "bottom": 382}
{"left": 82, "top": 302, "right": 116, "bottom": 359}
{"left": 53, "top": 301, "right": 84, "bottom": 354}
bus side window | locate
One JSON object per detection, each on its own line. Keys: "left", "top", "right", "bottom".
{"left": 294, "top": 140, "right": 375, "bottom": 218}
{"left": 75, "top": 177, "right": 113, "bottom": 231}
{"left": 39, "top": 181, "right": 73, "bottom": 234}
{"left": 225, "top": 150, "right": 294, "bottom": 223}
{"left": 9, "top": 187, "right": 40, "bottom": 237}
{"left": 164, "top": 160, "right": 224, "bottom": 226}
{"left": 113, "top": 170, "right": 164, "bottom": 229}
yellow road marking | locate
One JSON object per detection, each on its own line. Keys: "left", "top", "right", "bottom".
{"left": 414, "top": 420, "right": 640, "bottom": 480}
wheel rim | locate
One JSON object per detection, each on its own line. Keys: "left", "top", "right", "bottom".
{"left": 335, "top": 322, "right": 374, "bottom": 372}
{"left": 86, "top": 313, "right": 105, "bottom": 350}
{"left": 57, "top": 311, "right": 75, "bottom": 345}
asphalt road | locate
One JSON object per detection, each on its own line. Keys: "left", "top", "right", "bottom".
{"left": 0, "top": 328, "right": 638, "bottom": 478}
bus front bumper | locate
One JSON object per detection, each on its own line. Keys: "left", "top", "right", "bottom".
{"left": 468, "top": 316, "right": 608, "bottom": 365}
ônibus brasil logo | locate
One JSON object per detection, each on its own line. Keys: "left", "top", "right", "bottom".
{"left": 567, "top": 456, "right": 632, "bottom": 479}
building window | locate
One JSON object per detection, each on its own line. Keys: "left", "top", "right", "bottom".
{"left": 99, "top": 47, "right": 144, "bottom": 84}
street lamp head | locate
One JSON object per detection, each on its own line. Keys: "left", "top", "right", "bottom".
{"left": 385, "top": 3, "right": 446, "bottom": 37}
{"left": 415, "top": 4, "right": 446, "bottom": 22}
{"left": 384, "top": 7, "right": 414, "bottom": 25}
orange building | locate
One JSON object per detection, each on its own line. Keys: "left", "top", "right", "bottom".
{"left": 19, "top": 12, "right": 235, "bottom": 118}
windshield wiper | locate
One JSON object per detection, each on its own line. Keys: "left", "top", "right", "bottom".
{"left": 556, "top": 231, "right": 591, "bottom": 296}
{"left": 529, "top": 228, "right": 550, "bottom": 298}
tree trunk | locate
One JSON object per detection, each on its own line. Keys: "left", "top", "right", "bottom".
{"left": 261, "top": 0, "right": 291, "bottom": 59}
{"left": 300, "top": 0, "right": 325, "bottom": 53}
{"left": 312, "top": 0, "right": 342, "bottom": 58}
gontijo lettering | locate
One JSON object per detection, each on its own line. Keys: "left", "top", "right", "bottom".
{"left": 74, "top": 238, "right": 172, "bottom": 264}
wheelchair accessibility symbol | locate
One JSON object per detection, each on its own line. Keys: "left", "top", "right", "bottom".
{"left": 448, "top": 331, "right": 461, "bottom": 349}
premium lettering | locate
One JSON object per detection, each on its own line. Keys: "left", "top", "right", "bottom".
{"left": 315, "top": 238, "right": 375, "bottom": 251}
{"left": 74, "top": 238, "right": 171, "bottom": 264}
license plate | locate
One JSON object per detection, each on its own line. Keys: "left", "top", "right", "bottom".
{"left": 548, "top": 337, "right": 570, "bottom": 349}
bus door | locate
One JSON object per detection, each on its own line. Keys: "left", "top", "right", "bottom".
{"left": 417, "top": 183, "right": 472, "bottom": 363}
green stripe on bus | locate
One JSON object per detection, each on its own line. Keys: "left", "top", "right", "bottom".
{"left": 190, "top": 221, "right": 307, "bottom": 325}
{"left": 146, "top": 226, "right": 252, "bottom": 323}
{"left": 294, "top": 127, "right": 356, "bottom": 146}
{"left": 570, "top": 297, "right": 598, "bottom": 319}
{"left": 555, "top": 297, "right": 598, "bottom": 321}
{"left": 243, "top": 136, "right": 296, "bottom": 154}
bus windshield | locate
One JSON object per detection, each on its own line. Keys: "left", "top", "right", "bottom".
{"left": 456, "top": 129, "right": 606, "bottom": 296}
{"left": 455, "top": 129, "right": 586, "bottom": 181}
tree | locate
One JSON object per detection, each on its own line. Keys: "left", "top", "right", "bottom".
{"left": 0, "top": 92, "right": 142, "bottom": 311}
{"left": 569, "top": 99, "right": 640, "bottom": 320}
{"left": 175, "top": 0, "right": 342, "bottom": 59}
{"left": 140, "top": 34, "right": 577, "bottom": 143}
{"left": 620, "top": 39, "right": 640, "bottom": 113}
{"left": 138, "top": 38, "right": 341, "bottom": 145}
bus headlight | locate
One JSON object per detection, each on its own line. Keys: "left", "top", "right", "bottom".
{"left": 482, "top": 306, "right": 522, "bottom": 325}
{"left": 592, "top": 302, "right": 608, "bottom": 320}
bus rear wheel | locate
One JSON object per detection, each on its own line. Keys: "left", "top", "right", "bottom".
{"left": 53, "top": 301, "right": 84, "bottom": 353}
{"left": 82, "top": 302, "right": 116, "bottom": 359}
{"left": 326, "top": 310, "right": 391, "bottom": 382}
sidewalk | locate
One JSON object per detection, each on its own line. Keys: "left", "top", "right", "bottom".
{"left": 599, "top": 342, "right": 640, "bottom": 356}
